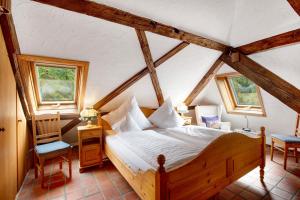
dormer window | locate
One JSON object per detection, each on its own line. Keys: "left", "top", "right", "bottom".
{"left": 215, "top": 72, "right": 266, "bottom": 116}
{"left": 18, "top": 55, "right": 89, "bottom": 112}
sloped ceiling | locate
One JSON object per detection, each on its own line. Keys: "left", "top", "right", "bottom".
{"left": 229, "top": 0, "right": 300, "bottom": 46}
{"left": 12, "top": 0, "right": 300, "bottom": 112}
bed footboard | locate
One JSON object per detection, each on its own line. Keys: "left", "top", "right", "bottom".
{"left": 156, "top": 127, "right": 266, "bottom": 200}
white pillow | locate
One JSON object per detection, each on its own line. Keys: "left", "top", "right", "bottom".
{"left": 112, "top": 113, "right": 142, "bottom": 133}
{"left": 102, "top": 99, "right": 129, "bottom": 127}
{"left": 148, "top": 98, "right": 184, "bottom": 128}
{"left": 127, "top": 97, "right": 152, "bottom": 129}
{"left": 102, "top": 96, "right": 152, "bottom": 129}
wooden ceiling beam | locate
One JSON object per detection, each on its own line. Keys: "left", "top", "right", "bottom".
{"left": 0, "top": 0, "right": 10, "bottom": 14}
{"left": 287, "top": 0, "right": 300, "bottom": 16}
{"left": 238, "top": 28, "right": 300, "bottom": 55}
{"left": 61, "top": 118, "right": 81, "bottom": 135}
{"left": 93, "top": 42, "right": 189, "bottom": 110}
{"left": 135, "top": 29, "right": 164, "bottom": 105}
{"left": 60, "top": 113, "right": 80, "bottom": 120}
{"left": 32, "top": 0, "right": 227, "bottom": 52}
{"left": 184, "top": 55, "right": 224, "bottom": 105}
{"left": 0, "top": 14, "right": 31, "bottom": 119}
{"left": 221, "top": 51, "right": 300, "bottom": 113}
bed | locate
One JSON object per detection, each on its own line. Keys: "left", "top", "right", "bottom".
{"left": 101, "top": 107, "right": 266, "bottom": 200}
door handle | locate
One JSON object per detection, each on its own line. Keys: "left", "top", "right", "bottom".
{"left": 0, "top": 128, "right": 5, "bottom": 132}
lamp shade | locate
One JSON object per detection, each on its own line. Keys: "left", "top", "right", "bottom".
{"left": 177, "top": 103, "right": 188, "bottom": 114}
{"left": 80, "top": 107, "right": 98, "bottom": 121}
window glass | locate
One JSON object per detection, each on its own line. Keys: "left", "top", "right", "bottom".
{"left": 228, "top": 76, "right": 261, "bottom": 107}
{"left": 35, "top": 64, "right": 77, "bottom": 102}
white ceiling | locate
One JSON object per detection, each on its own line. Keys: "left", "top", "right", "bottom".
{"left": 12, "top": 0, "right": 300, "bottom": 111}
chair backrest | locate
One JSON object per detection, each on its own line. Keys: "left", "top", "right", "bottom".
{"left": 195, "top": 105, "right": 222, "bottom": 125}
{"left": 32, "top": 112, "right": 62, "bottom": 146}
{"left": 296, "top": 114, "right": 300, "bottom": 137}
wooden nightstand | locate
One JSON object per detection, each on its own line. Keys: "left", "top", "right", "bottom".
{"left": 77, "top": 125, "right": 103, "bottom": 172}
{"left": 182, "top": 116, "right": 192, "bottom": 125}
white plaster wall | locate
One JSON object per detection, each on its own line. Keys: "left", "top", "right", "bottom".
{"left": 101, "top": 74, "right": 158, "bottom": 111}
{"left": 146, "top": 32, "right": 181, "bottom": 61}
{"left": 229, "top": 0, "right": 300, "bottom": 46}
{"left": 156, "top": 44, "right": 221, "bottom": 106}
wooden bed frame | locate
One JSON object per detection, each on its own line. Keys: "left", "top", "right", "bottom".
{"left": 101, "top": 108, "right": 266, "bottom": 200}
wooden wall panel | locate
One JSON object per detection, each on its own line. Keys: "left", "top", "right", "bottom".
{"left": 0, "top": 14, "right": 31, "bottom": 119}
{"left": 0, "top": 26, "right": 18, "bottom": 200}
{"left": 17, "top": 94, "right": 30, "bottom": 190}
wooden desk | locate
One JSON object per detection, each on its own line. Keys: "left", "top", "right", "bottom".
{"left": 77, "top": 125, "right": 102, "bottom": 172}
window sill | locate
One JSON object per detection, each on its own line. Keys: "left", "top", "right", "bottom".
{"left": 34, "top": 109, "right": 80, "bottom": 120}
{"left": 37, "top": 103, "right": 77, "bottom": 109}
{"left": 228, "top": 108, "right": 266, "bottom": 117}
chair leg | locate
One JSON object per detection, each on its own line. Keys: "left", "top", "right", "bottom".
{"left": 40, "top": 159, "right": 45, "bottom": 188}
{"left": 283, "top": 145, "right": 288, "bottom": 170}
{"left": 34, "top": 153, "right": 38, "bottom": 179}
{"left": 68, "top": 149, "right": 72, "bottom": 180}
{"left": 270, "top": 139, "right": 274, "bottom": 161}
{"left": 295, "top": 148, "right": 298, "bottom": 163}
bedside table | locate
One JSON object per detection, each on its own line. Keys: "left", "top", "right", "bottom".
{"left": 77, "top": 125, "right": 103, "bottom": 172}
{"left": 182, "top": 116, "right": 192, "bottom": 125}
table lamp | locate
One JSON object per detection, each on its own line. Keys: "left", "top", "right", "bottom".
{"left": 177, "top": 103, "right": 188, "bottom": 117}
{"left": 80, "top": 107, "right": 98, "bottom": 127}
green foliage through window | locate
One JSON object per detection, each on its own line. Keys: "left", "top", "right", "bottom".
{"left": 228, "top": 76, "right": 260, "bottom": 106}
{"left": 36, "top": 65, "right": 76, "bottom": 102}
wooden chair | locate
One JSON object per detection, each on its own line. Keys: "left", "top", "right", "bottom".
{"left": 271, "top": 114, "right": 300, "bottom": 170}
{"left": 32, "top": 112, "right": 72, "bottom": 188}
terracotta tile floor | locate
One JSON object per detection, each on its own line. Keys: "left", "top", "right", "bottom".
{"left": 17, "top": 148, "right": 300, "bottom": 200}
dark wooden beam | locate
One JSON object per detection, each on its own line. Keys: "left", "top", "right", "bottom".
{"left": 135, "top": 29, "right": 164, "bottom": 105}
{"left": 0, "top": 0, "right": 10, "bottom": 14}
{"left": 0, "top": 14, "right": 31, "bottom": 119}
{"left": 32, "top": 0, "right": 227, "bottom": 52}
{"left": 60, "top": 113, "right": 80, "bottom": 120}
{"left": 93, "top": 42, "right": 189, "bottom": 110}
{"left": 221, "top": 51, "right": 300, "bottom": 113}
{"left": 288, "top": 0, "right": 300, "bottom": 16}
{"left": 61, "top": 118, "right": 81, "bottom": 135}
{"left": 184, "top": 55, "right": 224, "bottom": 105}
{"left": 238, "top": 28, "right": 300, "bottom": 55}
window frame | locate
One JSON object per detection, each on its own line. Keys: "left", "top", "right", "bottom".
{"left": 215, "top": 72, "right": 266, "bottom": 117}
{"left": 17, "top": 55, "right": 89, "bottom": 112}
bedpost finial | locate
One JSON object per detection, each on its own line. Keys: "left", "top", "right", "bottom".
{"left": 260, "top": 126, "right": 265, "bottom": 135}
{"left": 157, "top": 154, "right": 166, "bottom": 172}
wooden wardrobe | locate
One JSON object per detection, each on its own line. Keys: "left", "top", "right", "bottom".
{"left": 0, "top": 24, "right": 30, "bottom": 200}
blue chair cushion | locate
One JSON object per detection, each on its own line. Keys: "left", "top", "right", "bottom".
{"left": 35, "top": 141, "right": 70, "bottom": 155}
{"left": 271, "top": 134, "right": 300, "bottom": 143}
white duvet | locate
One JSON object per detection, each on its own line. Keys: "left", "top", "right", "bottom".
{"left": 106, "top": 126, "right": 228, "bottom": 172}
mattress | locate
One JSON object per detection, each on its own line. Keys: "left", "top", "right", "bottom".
{"left": 105, "top": 125, "right": 228, "bottom": 173}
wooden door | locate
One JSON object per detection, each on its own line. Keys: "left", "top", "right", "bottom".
{"left": 0, "top": 26, "right": 18, "bottom": 200}
{"left": 17, "top": 94, "right": 30, "bottom": 190}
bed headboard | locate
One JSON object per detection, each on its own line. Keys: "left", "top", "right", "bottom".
{"left": 100, "top": 107, "right": 156, "bottom": 131}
